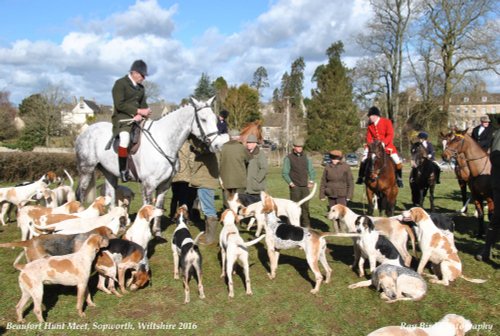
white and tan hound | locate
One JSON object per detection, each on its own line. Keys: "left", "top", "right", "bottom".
{"left": 402, "top": 207, "right": 486, "bottom": 285}
{"left": 124, "top": 204, "right": 164, "bottom": 252}
{"left": 368, "top": 313, "right": 472, "bottom": 336}
{"left": 219, "top": 209, "right": 266, "bottom": 298}
{"left": 327, "top": 204, "right": 415, "bottom": 267}
{"left": 15, "top": 234, "right": 109, "bottom": 322}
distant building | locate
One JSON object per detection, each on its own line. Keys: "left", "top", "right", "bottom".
{"left": 447, "top": 92, "right": 500, "bottom": 129}
{"left": 61, "top": 97, "right": 102, "bottom": 125}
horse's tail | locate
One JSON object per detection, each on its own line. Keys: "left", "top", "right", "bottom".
{"left": 297, "top": 183, "right": 317, "bottom": 207}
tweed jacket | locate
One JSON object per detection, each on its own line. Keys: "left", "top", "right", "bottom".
{"left": 111, "top": 75, "right": 148, "bottom": 135}
{"left": 188, "top": 138, "right": 220, "bottom": 190}
{"left": 172, "top": 142, "right": 195, "bottom": 184}
{"left": 246, "top": 146, "right": 268, "bottom": 194}
{"left": 219, "top": 140, "right": 249, "bottom": 189}
{"left": 366, "top": 117, "right": 398, "bottom": 154}
{"left": 319, "top": 162, "right": 354, "bottom": 199}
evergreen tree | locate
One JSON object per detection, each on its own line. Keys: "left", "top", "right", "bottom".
{"left": 306, "top": 41, "right": 361, "bottom": 152}
{"left": 193, "top": 73, "right": 216, "bottom": 100}
{"left": 222, "top": 84, "right": 260, "bottom": 130}
{"left": 251, "top": 66, "right": 270, "bottom": 96}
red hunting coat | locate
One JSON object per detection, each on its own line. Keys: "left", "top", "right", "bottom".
{"left": 366, "top": 117, "right": 398, "bottom": 154}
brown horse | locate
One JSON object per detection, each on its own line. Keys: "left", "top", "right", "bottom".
{"left": 239, "top": 120, "right": 263, "bottom": 145}
{"left": 442, "top": 131, "right": 494, "bottom": 238}
{"left": 364, "top": 140, "right": 398, "bottom": 216}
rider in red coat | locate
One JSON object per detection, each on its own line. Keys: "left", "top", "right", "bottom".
{"left": 356, "top": 106, "right": 404, "bottom": 187}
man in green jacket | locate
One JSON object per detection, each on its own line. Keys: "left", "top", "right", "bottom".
{"left": 219, "top": 129, "right": 249, "bottom": 204}
{"left": 111, "top": 59, "right": 151, "bottom": 183}
{"left": 245, "top": 134, "right": 268, "bottom": 201}
{"left": 282, "top": 138, "right": 316, "bottom": 227}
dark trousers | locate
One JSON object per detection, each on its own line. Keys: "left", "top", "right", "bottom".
{"left": 170, "top": 182, "right": 197, "bottom": 218}
{"left": 290, "top": 186, "right": 311, "bottom": 227}
{"left": 327, "top": 197, "right": 347, "bottom": 208}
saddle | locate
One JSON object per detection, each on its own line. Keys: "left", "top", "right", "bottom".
{"left": 105, "top": 123, "right": 142, "bottom": 181}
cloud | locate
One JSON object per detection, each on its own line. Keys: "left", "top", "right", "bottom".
{"left": 1, "top": 0, "right": 374, "bottom": 105}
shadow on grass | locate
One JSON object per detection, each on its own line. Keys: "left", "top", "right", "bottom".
{"left": 255, "top": 241, "right": 316, "bottom": 290}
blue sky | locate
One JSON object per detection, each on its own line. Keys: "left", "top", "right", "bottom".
{"left": 0, "top": 0, "right": 374, "bottom": 105}
{"left": 0, "top": 0, "right": 497, "bottom": 107}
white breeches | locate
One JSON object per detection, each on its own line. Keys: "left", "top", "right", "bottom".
{"left": 361, "top": 148, "right": 401, "bottom": 165}
{"left": 119, "top": 131, "right": 130, "bottom": 148}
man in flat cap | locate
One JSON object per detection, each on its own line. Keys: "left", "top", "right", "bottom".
{"left": 282, "top": 137, "right": 316, "bottom": 227}
{"left": 356, "top": 106, "right": 404, "bottom": 188}
{"left": 472, "top": 115, "right": 494, "bottom": 152}
{"left": 111, "top": 59, "right": 151, "bottom": 183}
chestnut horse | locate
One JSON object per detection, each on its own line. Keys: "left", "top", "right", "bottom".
{"left": 239, "top": 120, "right": 263, "bottom": 145}
{"left": 363, "top": 140, "right": 398, "bottom": 216}
{"left": 409, "top": 141, "right": 437, "bottom": 212}
{"left": 442, "top": 131, "right": 494, "bottom": 238}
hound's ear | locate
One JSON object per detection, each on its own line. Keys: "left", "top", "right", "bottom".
{"left": 367, "top": 217, "right": 375, "bottom": 231}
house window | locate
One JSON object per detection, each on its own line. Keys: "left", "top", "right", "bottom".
{"left": 472, "top": 107, "right": 476, "bottom": 113}
{"left": 482, "top": 96, "right": 487, "bottom": 103}
{"left": 493, "top": 107, "right": 497, "bottom": 114}
{"left": 456, "top": 107, "right": 460, "bottom": 113}
{"left": 464, "top": 108, "right": 468, "bottom": 113}
{"left": 482, "top": 107, "right": 486, "bottom": 114}
{"left": 463, "top": 97, "right": 469, "bottom": 103}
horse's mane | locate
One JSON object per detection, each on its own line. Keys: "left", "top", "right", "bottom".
{"left": 239, "top": 120, "right": 263, "bottom": 144}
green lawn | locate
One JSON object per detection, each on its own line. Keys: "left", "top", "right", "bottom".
{"left": 0, "top": 166, "right": 498, "bottom": 335}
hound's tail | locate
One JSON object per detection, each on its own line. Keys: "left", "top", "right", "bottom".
{"left": 461, "top": 275, "right": 487, "bottom": 284}
{"left": 64, "top": 169, "right": 74, "bottom": 189}
{"left": 321, "top": 232, "right": 361, "bottom": 238}
{"left": 0, "top": 241, "right": 31, "bottom": 248}
{"left": 243, "top": 234, "right": 266, "bottom": 247}
{"left": 296, "top": 182, "right": 318, "bottom": 207}
{"left": 193, "top": 231, "right": 204, "bottom": 245}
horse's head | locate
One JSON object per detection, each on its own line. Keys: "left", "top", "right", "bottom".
{"left": 366, "top": 140, "right": 387, "bottom": 181}
{"left": 240, "top": 120, "right": 263, "bottom": 145}
{"left": 410, "top": 141, "right": 428, "bottom": 168}
{"left": 189, "top": 97, "right": 229, "bottom": 152}
{"left": 441, "top": 130, "right": 466, "bottom": 162}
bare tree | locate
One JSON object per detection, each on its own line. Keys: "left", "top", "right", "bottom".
{"left": 356, "top": 0, "right": 414, "bottom": 122}
{"left": 419, "top": 0, "right": 499, "bottom": 127}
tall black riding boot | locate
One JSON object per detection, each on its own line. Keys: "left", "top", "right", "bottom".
{"left": 434, "top": 162, "right": 441, "bottom": 184}
{"left": 118, "top": 156, "right": 129, "bottom": 183}
{"left": 475, "top": 226, "right": 499, "bottom": 262}
{"left": 356, "top": 161, "right": 366, "bottom": 185}
{"left": 395, "top": 164, "right": 404, "bottom": 188}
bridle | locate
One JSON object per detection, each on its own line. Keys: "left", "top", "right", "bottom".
{"left": 193, "top": 102, "right": 220, "bottom": 147}
{"left": 368, "top": 142, "right": 387, "bottom": 181}
{"left": 444, "top": 134, "right": 489, "bottom": 176}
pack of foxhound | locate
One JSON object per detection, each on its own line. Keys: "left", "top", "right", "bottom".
{"left": 0, "top": 172, "right": 488, "bottom": 334}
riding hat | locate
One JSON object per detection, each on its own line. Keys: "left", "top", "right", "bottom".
{"left": 293, "top": 138, "right": 305, "bottom": 147}
{"left": 329, "top": 150, "right": 343, "bottom": 159}
{"left": 246, "top": 134, "right": 258, "bottom": 143}
{"left": 130, "top": 60, "right": 148, "bottom": 77}
{"left": 367, "top": 106, "right": 381, "bottom": 117}
{"left": 480, "top": 115, "right": 490, "bottom": 123}
{"left": 418, "top": 132, "right": 428, "bottom": 139}
{"left": 219, "top": 110, "right": 229, "bottom": 119}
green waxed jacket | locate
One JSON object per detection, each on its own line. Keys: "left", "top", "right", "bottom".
{"left": 111, "top": 75, "right": 148, "bottom": 135}
{"left": 246, "top": 146, "right": 268, "bottom": 194}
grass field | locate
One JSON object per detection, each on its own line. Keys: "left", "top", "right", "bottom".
{"left": 0, "top": 166, "right": 498, "bottom": 336}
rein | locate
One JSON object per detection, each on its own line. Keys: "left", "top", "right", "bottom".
{"left": 445, "top": 135, "right": 489, "bottom": 176}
